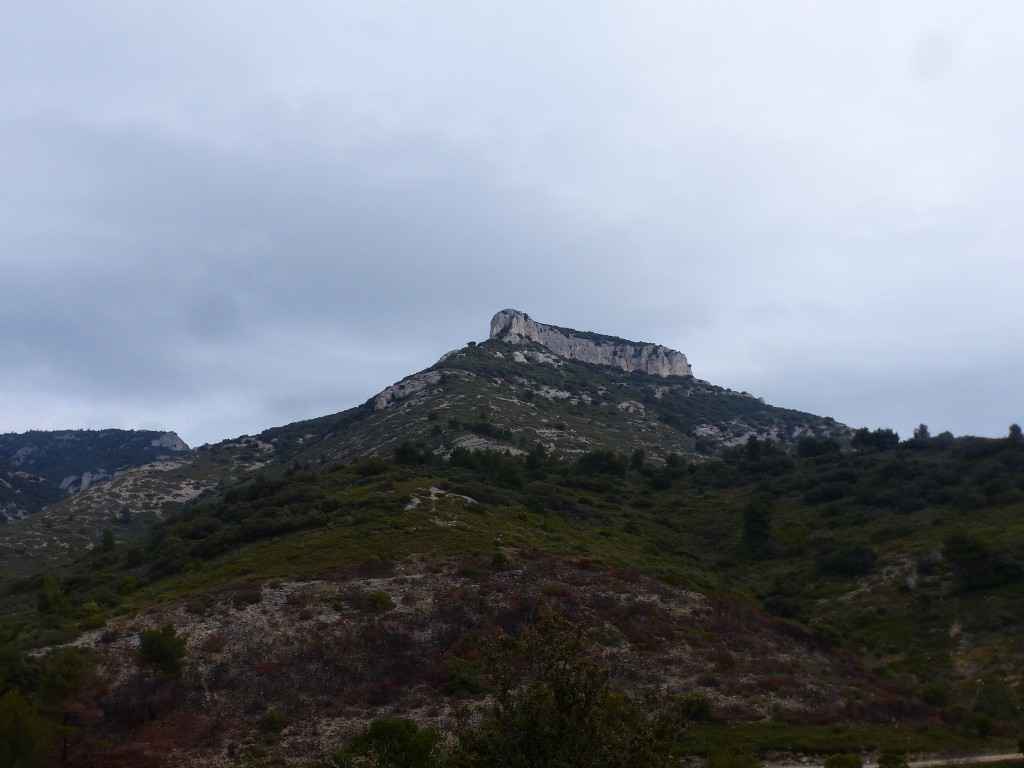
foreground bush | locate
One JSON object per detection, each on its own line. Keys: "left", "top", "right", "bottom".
{"left": 446, "top": 609, "right": 682, "bottom": 768}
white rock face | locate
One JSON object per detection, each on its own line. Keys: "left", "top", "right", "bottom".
{"left": 373, "top": 371, "right": 443, "bottom": 411}
{"left": 151, "top": 432, "right": 189, "bottom": 451}
{"left": 489, "top": 309, "right": 692, "bottom": 378}
{"left": 60, "top": 469, "right": 112, "bottom": 494}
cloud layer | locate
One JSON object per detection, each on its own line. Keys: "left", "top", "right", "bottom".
{"left": 2, "top": 3, "right": 1022, "bottom": 446}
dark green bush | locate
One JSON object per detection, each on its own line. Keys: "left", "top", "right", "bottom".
{"left": 138, "top": 623, "right": 187, "bottom": 679}
{"left": 823, "top": 754, "right": 862, "bottom": 768}
{"left": 340, "top": 717, "right": 442, "bottom": 768}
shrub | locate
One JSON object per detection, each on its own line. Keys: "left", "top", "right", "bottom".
{"left": 36, "top": 575, "right": 70, "bottom": 616}
{"left": 877, "top": 753, "right": 908, "bottom": 768}
{"left": 675, "top": 692, "right": 713, "bottom": 722}
{"left": 443, "top": 656, "right": 484, "bottom": 696}
{"left": 258, "top": 708, "right": 288, "bottom": 743}
{"left": 139, "top": 623, "right": 187, "bottom": 679}
{"left": 340, "top": 717, "right": 442, "bottom": 768}
{"left": 708, "top": 748, "right": 760, "bottom": 768}
{"left": 973, "top": 713, "right": 995, "bottom": 737}
{"left": 363, "top": 590, "right": 395, "bottom": 614}
{"left": 818, "top": 546, "right": 876, "bottom": 577}
{"left": 0, "top": 689, "right": 49, "bottom": 768}
{"left": 943, "top": 531, "right": 996, "bottom": 589}
{"left": 919, "top": 682, "right": 951, "bottom": 708}
{"left": 447, "top": 609, "right": 680, "bottom": 768}
{"left": 824, "top": 755, "right": 862, "bottom": 768}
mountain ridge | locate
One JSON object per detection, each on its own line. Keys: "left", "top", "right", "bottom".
{"left": 0, "top": 429, "right": 189, "bottom": 523}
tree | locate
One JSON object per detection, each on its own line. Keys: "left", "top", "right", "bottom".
{"left": 100, "top": 528, "right": 117, "bottom": 553}
{"left": 629, "top": 449, "right": 646, "bottom": 471}
{"left": 913, "top": 424, "right": 930, "bottom": 441}
{"left": 448, "top": 610, "right": 680, "bottom": 768}
{"left": 576, "top": 450, "right": 628, "bottom": 477}
{"left": 742, "top": 494, "right": 773, "bottom": 556}
{"left": 852, "top": 427, "right": 900, "bottom": 453}
{"left": 0, "top": 688, "right": 50, "bottom": 768}
{"left": 35, "top": 647, "right": 104, "bottom": 765}
{"left": 795, "top": 437, "right": 840, "bottom": 458}
{"left": 341, "top": 717, "right": 442, "bottom": 768}
{"left": 942, "top": 531, "right": 995, "bottom": 590}
{"left": 36, "top": 575, "right": 70, "bottom": 616}
{"left": 138, "top": 623, "right": 187, "bottom": 680}
{"left": 1010, "top": 423, "right": 1023, "bottom": 444}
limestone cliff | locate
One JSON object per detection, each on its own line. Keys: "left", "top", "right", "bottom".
{"left": 489, "top": 309, "right": 692, "bottom": 378}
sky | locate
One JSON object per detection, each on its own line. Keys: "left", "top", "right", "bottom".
{"left": 2, "top": 2, "right": 1022, "bottom": 448}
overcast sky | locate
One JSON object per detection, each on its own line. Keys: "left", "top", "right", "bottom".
{"left": 2, "top": 3, "right": 1022, "bottom": 447}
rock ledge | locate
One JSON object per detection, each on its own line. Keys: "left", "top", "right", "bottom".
{"left": 489, "top": 309, "right": 692, "bottom": 378}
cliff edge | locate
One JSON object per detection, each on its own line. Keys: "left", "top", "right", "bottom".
{"left": 489, "top": 309, "right": 692, "bottom": 378}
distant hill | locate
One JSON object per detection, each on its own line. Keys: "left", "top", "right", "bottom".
{"left": 0, "top": 429, "right": 188, "bottom": 522}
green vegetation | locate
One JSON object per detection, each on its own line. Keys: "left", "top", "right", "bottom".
{"left": 337, "top": 717, "right": 442, "bottom": 768}
{"left": 824, "top": 755, "right": 863, "bottom": 768}
{"left": 138, "top": 622, "right": 187, "bottom": 679}
{"left": 447, "top": 610, "right": 681, "bottom": 767}
{"left": 0, "top": 688, "right": 49, "bottom": 768}
{"left": 257, "top": 708, "right": 289, "bottom": 744}
{"left": 2, "top": 369, "right": 1024, "bottom": 763}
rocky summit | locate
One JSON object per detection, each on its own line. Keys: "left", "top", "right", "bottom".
{"left": 489, "top": 308, "right": 693, "bottom": 377}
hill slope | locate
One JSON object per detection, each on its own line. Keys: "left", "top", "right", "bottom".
{"left": 4, "top": 436, "right": 1024, "bottom": 765}
{"left": 7, "top": 310, "right": 1022, "bottom": 766}
{"left": 0, "top": 429, "right": 188, "bottom": 522}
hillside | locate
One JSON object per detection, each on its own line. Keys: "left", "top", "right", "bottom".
{"left": 0, "top": 429, "right": 188, "bottom": 523}
{"left": 2, "top": 437, "right": 1024, "bottom": 765}
{"left": 0, "top": 311, "right": 1022, "bottom": 767}
{"left": 0, "top": 312, "right": 848, "bottom": 573}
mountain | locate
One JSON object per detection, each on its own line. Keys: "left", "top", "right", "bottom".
{"left": 0, "top": 429, "right": 188, "bottom": 523}
{"left": 1, "top": 310, "right": 1021, "bottom": 766}
{"left": 334, "top": 308, "right": 849, "bottom": 463}
{"left": 0, "top": 310, "right": 847, "bottom": 573}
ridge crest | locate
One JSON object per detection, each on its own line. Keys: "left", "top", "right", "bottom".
{"left": 488, "top": 309, "right": 692, "bottom": 378}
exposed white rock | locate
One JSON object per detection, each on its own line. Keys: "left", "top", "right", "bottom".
{"left": 436, "top": 349, "right": 462, "bottom": 364}
{"left": 447, "top": 436, "right": 526, "bottom": 455}
{"left": 536, "top": 386, "right": 573, "bottom": 400}
{"left": 616, "top": 400, "right": 647, "bottom": 415}
{"left": 373, "top": 371, "right": 443, "bottom": 411}
{"left": 490, "top": 309, "right": 692, "bottom": 377}
{"left": 151, "top": 431, "right": 188, "bottom": 451}
{"left": 60, "top": 469, "right": 112, "bottom": 494}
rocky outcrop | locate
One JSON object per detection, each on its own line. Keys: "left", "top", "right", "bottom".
{"left": 373, "top": 371, "right": 443, "bottom": 411}
{"left": 151, "top": 432, "right": 188, "bottom": 452}
{"left": 489, "top": 309, "right": 692, "bottom": 378}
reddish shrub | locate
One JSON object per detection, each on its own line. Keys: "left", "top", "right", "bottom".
{"left": 756, "top": 675, "right": 786, "bottom": 692}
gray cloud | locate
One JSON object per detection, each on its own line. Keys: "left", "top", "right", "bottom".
{"left": 1, "top": 3, "right": 1022, "bottom": 445}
